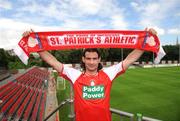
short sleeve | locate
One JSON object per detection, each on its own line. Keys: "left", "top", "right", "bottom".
{"left": 59, "top": 65, "right": 82, "bottom": 84}
{"left": 103, "top": 62, "right": 125, "bottom": 81}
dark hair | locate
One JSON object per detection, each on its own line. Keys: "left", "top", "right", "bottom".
{"left": 80, "top": 48, "right": 103, "bottom": 71}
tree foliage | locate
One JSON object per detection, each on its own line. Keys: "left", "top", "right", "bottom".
{"left": 0, "top": 49, "right": 10, "bottom": 69}
{"left": 0, "top": 45, "right": 179, "bottom": 69}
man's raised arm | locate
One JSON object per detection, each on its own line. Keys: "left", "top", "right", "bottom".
{"left": 122, "top": 28, "right": 157, "bottom": 70}
{"left": 123, "top": 49, "right": 144, "bottom": 70}
{"left": 22, "top": 30, "right": 63, "bottom": 73}
{"left": 38, "top": 51, "right": 63, "bottom": 73}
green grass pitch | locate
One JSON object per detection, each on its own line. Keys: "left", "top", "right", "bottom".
{"left": 110, "top": 66, "right": 180, "bottom": 121}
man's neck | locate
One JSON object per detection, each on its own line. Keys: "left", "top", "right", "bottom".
{"left": 85, "top": 70, "right": 98, "bottom": 76}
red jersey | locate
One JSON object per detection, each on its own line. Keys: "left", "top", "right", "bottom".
{"left": 60, "top": 62, "right": 125, "bottom": 121}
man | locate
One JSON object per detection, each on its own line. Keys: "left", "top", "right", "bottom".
{"left": 23, "top": 28, "right": 157, "bottom": 121}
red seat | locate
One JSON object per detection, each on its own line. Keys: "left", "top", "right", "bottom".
{"left": 30, "top": 90, "right": 43, "bottom": 121}
{"left": 38, "top": 91, "right": 47, "bottom": 121}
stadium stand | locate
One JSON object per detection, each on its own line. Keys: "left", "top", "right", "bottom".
{"left": 0, "top": 67, "right": 10, "bottom": 81}
{"left": 0, "top": 67, "right": 49, "bottom": 121}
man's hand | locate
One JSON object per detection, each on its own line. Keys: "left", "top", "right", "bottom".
{"left": 22, "top": 29, "right": 34, "bottom": 37}
{"left": 146, "top": 28, "right": 158, "bottom": 47}
{"left": 149, "top": 28, "right": 157, "bottom": 35}
{"left": 145, "top": 28, "right": 157, "bottom": 35}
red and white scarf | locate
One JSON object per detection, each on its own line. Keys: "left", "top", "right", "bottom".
{"left": 14, "top": 30, "right": 165, "bottom": 65}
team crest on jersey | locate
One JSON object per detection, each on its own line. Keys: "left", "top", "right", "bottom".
{"left": 90, "top": 80, "right": 95, "bottom": 86}
{"left": 82, "top": 85, "right": 104, "bottom": 99}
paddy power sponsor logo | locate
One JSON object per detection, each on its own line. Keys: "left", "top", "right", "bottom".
{"left": 83, "top": 85, "right": 104, "bottom": 99}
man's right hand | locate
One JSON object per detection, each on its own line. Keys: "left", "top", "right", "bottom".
{"left": 22, "top": 29, "right": 34, "bottom": 37}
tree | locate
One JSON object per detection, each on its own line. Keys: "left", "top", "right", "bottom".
{"left": 1, "top": 45, "right": 178, "bottom": 69}
{"left": 163, "top": 45, "right": 178, "bottom": 61}
{"left": 0, "top": 49, "right": 9, "bottom": 69}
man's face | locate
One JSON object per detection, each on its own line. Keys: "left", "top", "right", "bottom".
{"left": 82, "top": 52, "right": 101, "bottom": 72}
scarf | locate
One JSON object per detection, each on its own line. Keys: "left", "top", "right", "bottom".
{"left": 14, "top": 30, "right": 165, "bottom": 65}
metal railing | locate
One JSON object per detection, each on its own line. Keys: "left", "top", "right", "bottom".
{"left": 44, "top": 99, "right": 161, "bottom": 121}
{"left": 110, "top": 108, "right": 134, "bottom": 121}
{"left": 44, "top": 99, "right": 72, "bottom": 121}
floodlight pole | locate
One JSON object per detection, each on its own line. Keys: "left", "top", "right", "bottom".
{"left": 121, "top": 48, "right": 123, "bottom": 61}
{"left": 179, "top": 40, "right": 180, "bottom": 65}
{"left": 177, "top": 36, "right": 180, "bottom": 65}
{"left": 68, "top": 83, "right": 75, "bottom": 121}
{"left": 153, "top": 52, "right": 155, "bottom": 67}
